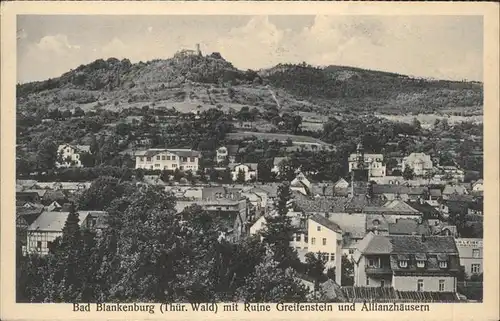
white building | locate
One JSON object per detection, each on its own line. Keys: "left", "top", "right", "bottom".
{"left": 230, "top": 163, "right": 258, "bottom": 182}
{"left": 402, "top": 153, "right": 433, "bottom": 177}
{"left": 135, "top": 148, "right": 201, "bottom": 172}
{"left": 215, "top": 146, "right": 228, "bottom": 164}
{"left": 56, "top": 144, "right": 91, "bottom": 168}
{"left": 349, "top": 153, "right": 386, "bottom": 178}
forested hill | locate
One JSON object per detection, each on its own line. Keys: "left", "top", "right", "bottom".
{"left": 16, "top": 52, "right": 483, "bottom": 116}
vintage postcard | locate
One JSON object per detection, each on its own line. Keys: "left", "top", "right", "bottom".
{"left": 1, "top": 1, "right": 499, "bottom": 321}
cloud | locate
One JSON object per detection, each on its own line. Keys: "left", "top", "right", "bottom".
{"left": 17, "top": 16, "right": 483, "bottom": 83}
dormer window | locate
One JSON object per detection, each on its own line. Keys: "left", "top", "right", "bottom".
{"left": 439, "top": 261, "right": 448, "bottom": 269}
{"left": 397, "top": 254, "right": 409, "bottom": 268}
{"left": 416, "top": 260, "right": 425, "bottom": 268}
{"left": 415, "top": 253, "right": 427, "bottom": 268}
{"left": 399, "top": 260, "right": 408, "bottom": 268}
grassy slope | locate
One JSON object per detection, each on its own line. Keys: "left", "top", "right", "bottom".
{"left": 17, "top": 54, "right": 483, "bottom": 117}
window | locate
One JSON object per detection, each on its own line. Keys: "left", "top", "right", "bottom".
{"left": 439, "top": 261, "right": 448, "bottom": 269}
{"left": 366, "top": 278, "right": 370, "bottom": 286}
{"left": 368, "top": 258, "right": 379, "bottom": 268}
{"left": 417, "top": 279, "right": 424, "bottom": 292}
{"left": 399, "top": 260, "right": 408, "bottom": 268}
{"left": 471, "top": 264, "right": 480, "bottom": 274}
{"left": 349, "top": 249, "right": 355, "bottom": 254}
{"left": 172, "top": 156, "right": 176, "bottom": 160}
{"left": 75, "top": 154, "right": 79, "bottom": 159}
{"left": 162, "top": 156, "right": 166, "bottom": 160}
{"left": 317, "top": 226, "right": 321, "bottom": 232}
{"left": 172, "top": 164, "right": 177, "bottom": 168}
{"left": 140, "top": 157, "right": 144, "bottom": 162}
{"left": 304, "top": 236, "right": 308, "bottom": 243}
{"left": 472, "top": 249, "right": 480, "bottom": 258}
{"left": 304, "top": 247, "right": 308, "bottom": 250}
{"left": 295, "top": 235, "right": 301, "bottom": 242}
{"left": 311, "top": 238, "right": 316, "bottom": 245}
{"left": 190, "top": 157, "right": 195, "bottom": 162}
{"left": 416, "top": 260, "right": 425, "bottom": 268}
{"left": 439, "top": 280, "right": 445, "bottom": 292}
{"left": 322, "top": 238, "right": 327, "bottom": 246}
{"left": 330, "top": 253, "right": 335, "bottom": 261}
{"left": 380, "top": 280, "right": 385, "bottom": 288}
{"left": 156, "top": 156, "right": 160, "bottom": 160}
{"left": 36, "top": 241, "right": 42, "bottom": 249}
{"left": 296, "top": 247, "right": 301, "bottom": 250}
{"left": 155, "top": 164, "right": 160, "bottom": 168}
{"left": 167, "top": 156, "right": 171, "bottom": 160}
{"left": 146, "top": 157, "right": 151, "bottom": 162}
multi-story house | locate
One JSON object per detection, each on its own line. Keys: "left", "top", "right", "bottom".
{"left": 26, "top": 210, "right": 107, "bottom": 255}
{"left": 175, "top": 187, "right": 248, "bottom": 242}
{"left": 56, "top": 144, "right": 91, "bottom": 168}
{"left": 135, "top": 148, "right": 201, "bottom": 172}
{"left": 353, "top": 232, "right": 460, "bottom": 292}
{"left": 230, "top": 163, "right": 258, "bottom": 182}
{"left": 349, "top": 153, "right": 386, "bottom": 178}
{"left": 402, "top": 152, "right": 433, "bottom": 177}
{"left": 455, "top": 238, "right": 483, "bottom": 277}
{"left": 250, "top": 212, "right": 343, "bottom": 285}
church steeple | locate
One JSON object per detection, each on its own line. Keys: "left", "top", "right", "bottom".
{"left": 350, "top": 140, "right": 369, "bottom": 196}
{"left": 356, "top": 141, "right": 365, "bottom": 170}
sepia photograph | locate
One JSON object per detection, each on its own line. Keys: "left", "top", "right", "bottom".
{"left": 1, "top": 2, "right": 499, "bottom": 321}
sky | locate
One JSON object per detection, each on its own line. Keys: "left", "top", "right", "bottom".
{"left": 17, "top": 15, "right": 483, "bottom": 84}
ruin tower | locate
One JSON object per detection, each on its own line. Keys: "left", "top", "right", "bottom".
{"left": 196, "top": 43, "right": 202, "bottom": 56}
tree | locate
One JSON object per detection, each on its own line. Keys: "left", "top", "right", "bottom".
{"left": 236, "top": 169, "right": 246, "bottom": 183}
{"left": 36, "top": 138, "right": 58, "bottom": 170}
{"left": 79, "top": 152, "right": 95, "bottom": 167}
{"left": 108, "top": 186, "right": 182, "bottom": 301}
{"left": 78, "top": 176, "right": 130, "bottom": 210}
{"left": 304, "top": 252, "right": 326, "bottom": 290}
{"left": 236, "top": 248, "right": 309, "bottom": 302}
{"left": 340, "top": 254, "right": 354, "bottom": 286}
{"left": 403, "top": 166, "right": 415, "bottom": 180}
{"left": 257, "top": 160, "right": 273, "bottom": 183}
{"left": 260, "top": 183, "right": 299, "bottom": 269}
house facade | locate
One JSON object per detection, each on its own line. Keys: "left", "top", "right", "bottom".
{"left": 348, "top": 153, "right": 386, "bottom": 178}
{"left": 230, "top": 163, "right": 258, "bottom": 182}
{"left": 26, "top": 211, "right": 107, "bottom": 255}
{"left": 353, "top": 233, "right": 460, "bottom": 292}
{"left": 135, "top": 148, "right": 201, "bottom": 172}
{"left": 56, "top": 144, "right": 91, "bottom": 168}
{"left": 402, "top": 153, "right": 433, "bottom": 177}
{"left": 454, "top": 238, "right": 483, "bottom": 277}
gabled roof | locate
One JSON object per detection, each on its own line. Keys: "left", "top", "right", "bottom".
{"left": 273, "top": 157, "right": 288, "bottom": 167}
{"left": 328, "top": 213, "right": 367, "bottom": 239}
{"left": 363, "top": 199, "right": 421, "bottom": 215}
{"left": 390, "top": 235, "right": 458, "bottom": 254}
{"left": 388, "top": 219, "right": 431, "bottom": 236}
{"left": 28, "top": 211, "right": 106, "bottom": 232}
{"left": 406, "top": 201, "right": 440, "bottom": 219}
{"left": 472, "top": 179, "right": 483, "bottom": 186}
{"left": 356, "top": 232, "right": 393, "bottom": 255}
{"left": 430, "top": 189, "right": 442, "bottom": 197}
{"left": 295, "top": 195, "right": 349, "bottom": 213}
{"left": 309, "top": 214, "right": 342, "bottom": 233}
{"left": 443, "top": 184, "right": 468, "bottom": 195}
{"left": 356, "top": 233, "right": 458, "bottom": 255}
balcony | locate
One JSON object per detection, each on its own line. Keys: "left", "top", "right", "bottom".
{"left": 365, "top": 266, "right": 393, "bottom": 275}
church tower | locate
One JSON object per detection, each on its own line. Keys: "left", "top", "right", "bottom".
{"left": 350, "top": 141, "right": 369, "bottom": 196}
